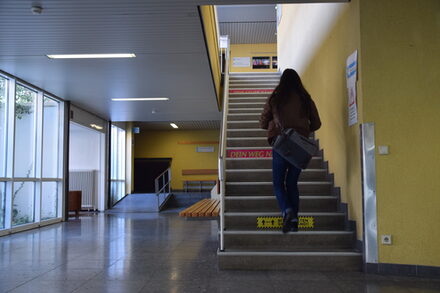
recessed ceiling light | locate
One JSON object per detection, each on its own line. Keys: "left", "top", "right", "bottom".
{"left": 170, "top": 123, "right": 178, "bottom": 129}
{"left": 47, "top": 53, "right": 136, "bottom": 59}
{"left": 112, "top": 97, "right": 169, "bottom": 102}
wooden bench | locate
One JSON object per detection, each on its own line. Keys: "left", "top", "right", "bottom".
{"left": 179, "top": 199, "right": 220, "bottom": 218}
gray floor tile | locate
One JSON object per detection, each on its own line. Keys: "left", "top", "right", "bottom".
{"left": 73, "top": 279, "right": 147, "bottom": 293}
{"left": 0, "top": 194, "right": 438, "bottom": 293}
{"left": 9, "top": 279, "right": 83, "bottom": 293}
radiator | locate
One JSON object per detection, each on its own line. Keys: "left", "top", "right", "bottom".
{"left": 69, "top": 170, "right": 97, "bottom": 210}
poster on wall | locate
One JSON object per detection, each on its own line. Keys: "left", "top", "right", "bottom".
{"left": 252, "top": 56, "right": 271, "bottom": 69}
{"left": 346, "top": 50, "right": 358, "bottom": 126}
{"left": 272, "top": 56, "right": 278, "bottom": 69}
{"left": 232, "top": 57, "right": 251, "bottom": 67}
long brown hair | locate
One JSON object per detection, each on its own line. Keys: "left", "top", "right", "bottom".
{"left": 269, "top": 68, "right": 312, "bottom": 117}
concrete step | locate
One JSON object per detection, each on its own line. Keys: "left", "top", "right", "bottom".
{"left": 225, "top": 157, "right": 324, "bottom": 169}
{"left": 223, "top": 230, "right": 355, "bottom": 251}
{"left": 225, "top": 169, "right": 328, "bottom": 181}
{"left": 224, "top": 212, "right": 346, "bottom": 231}
{"left": 229, "top": 83, "right": 277, "bottom": 88}
{"left": 227, "top": 137, "right": 270, "bottom": 147}
{"left": 225, "top": 181, "right": 333, "bottom": 196}
{"left": 228, "top": 108, "right": 265, "bottom": 114}
{"left": 227, "top": 129, "right": 266, "bottom": 138}
{"left": 227, "top": 120, "right": 261, "bottom": 129}
{"left": 229, "top": 92, "right": 271, "bottom": 98}
{"left": 228, "top": 97, "right": 267, "bottom": 104}
{"left": 218, "top": 250, "right": 362, "bottom": 271}
{"left": 224, "top": 196, "right": 338, "bottom": 212}
{"left": 228, "top": 102, "right": 265, "bottom": 109}
{"left": 227, "top": 113, "right": 261, "bottom": 121}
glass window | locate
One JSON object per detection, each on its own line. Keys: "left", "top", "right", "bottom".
{"left": 110, "top": 125, "right": 126, "bottom": 205}
{"left": 14, "top": 85, "right": 37, "bottom": 178}
{"left": 42, "top": 97, "right": 60, "bottom": 178}
{"left": 0, "top": 182, "right": 5, "bottom": 229}
{"left": 41, "top": 182, "right": 58, "bottom": 220}
{"left": 0, "top": 76, "right": 7, "bottom": 178}
{"left": 12, "top": 182, "right": 35, "bottom": 226}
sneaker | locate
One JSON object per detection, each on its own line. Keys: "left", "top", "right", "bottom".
{"left": 290, "top": 219, "right": 298, "bottom": 232}
{"left": 282, "top": 211, "right": 293, "bottom": 233}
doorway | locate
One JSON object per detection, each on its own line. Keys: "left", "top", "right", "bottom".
{"left": 133, "top": 158, "right": 171, "bottom": 193}
{"left": 69, "top": 122, "right": 106, "bottom": 212}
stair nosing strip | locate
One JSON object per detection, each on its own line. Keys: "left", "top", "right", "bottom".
{"left": 224, "top": 212, "right": 345, "bottom": 216}
{"left": 225, "top": 169, "right": 325, "bottom": 172}
{"left": 227, "top": 137, "right": 267, "bottom": 140}
{"left": 217, "top": 251, "right": 361, "bottom": 256}
{"left": 226, "top": 181, "right": 332, "bottom": 185}
{"left": 227, "top": 120, "right": 260, "bottom": 123}
{"left": 225, "top": 195, "right": 338, "bottom": 200}
{"left": 227, "top": 113, "right": 262, "bottom": 116}
{"left": 225, "top": 156, "right": 322, "bottom": 159}
{"left": 223, "top": 230, "right": 353, "bottom": 235}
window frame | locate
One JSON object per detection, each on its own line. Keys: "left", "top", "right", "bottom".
{"left": 0, "top": 72, "right": 65, "bottom": 236}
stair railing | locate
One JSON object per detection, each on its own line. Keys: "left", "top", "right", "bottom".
{"left": 154, "top": 167, "right": 172, "bottom": 212}
{"left": 218, "top": 36, "right": 230, "bottom": 251}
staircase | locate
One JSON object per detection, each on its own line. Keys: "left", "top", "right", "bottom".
{"left": 217, "top": 72, "right": 362, "bottom": 271}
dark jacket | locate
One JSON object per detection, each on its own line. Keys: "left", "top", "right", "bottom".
{"left": 260, "top": 93, "right": 321, "bottom": 144}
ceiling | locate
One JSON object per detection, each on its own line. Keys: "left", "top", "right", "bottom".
{"left": 136, "top": 120, "right": 220, "bottom": 130}
{"left": 217, "top": 5, "right": 277, "bottom": 44}
{"left": 0, "top": 0, "right": 348, "bottom": 123}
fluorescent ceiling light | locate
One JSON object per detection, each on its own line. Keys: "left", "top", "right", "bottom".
{"left": 112, "top": 97, "right": 169, "bottom": 102}
{"left": 170, "top": 123, "right": 178, "bottom": 129}
{"left": 47, "top": 53, "right": 136, "bottom": 59}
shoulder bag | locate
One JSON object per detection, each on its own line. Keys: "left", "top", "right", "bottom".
{"left": 272, "top": 115, "right": 319, "bottom": 169}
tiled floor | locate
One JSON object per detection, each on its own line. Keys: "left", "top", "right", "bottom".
{"left": 1, "top": 196, "right": 439, "bottom": 293}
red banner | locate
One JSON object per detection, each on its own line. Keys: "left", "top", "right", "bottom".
{"left": 227, "top": 149, "right": 272, "bottom": 158}
{"left": 229, "top": 89, "right": 273, "bottom": 94}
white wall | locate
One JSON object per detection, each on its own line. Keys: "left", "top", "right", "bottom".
{"left": 69, "top": 123, "right": 100, "bottom": 171}
{"left": 278, "top": 3, "right": 346, "bottom": 74}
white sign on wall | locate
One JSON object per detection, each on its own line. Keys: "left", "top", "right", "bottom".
{"left": 346, "top": 50, "right": 358, "bottom": 126}
{"left": 196, "top": 146, "right": 214, "bottom": 153}
{"left": 233, "top": 57, "right": 251, "bottom": 67}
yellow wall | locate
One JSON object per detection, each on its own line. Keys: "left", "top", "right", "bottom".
{"left": 303, "top": 1, "right": 363, "bottom": 241}
{"left": 134, "top": 130, "right": 219, "bottom": 190}
{"left": 279, "top": 0, "right": 440, "bottom": 267}
{"left": 360, "top": 0, "right": 440, "bottom": 267}
{"left": 230, "top": 43, "right": 278, "bottom": 73}
{"left": 200, "top": 5, "right": 221, "bottom": 107}
{"left": 279, "top": 1, "right": 364, "bottom": 240}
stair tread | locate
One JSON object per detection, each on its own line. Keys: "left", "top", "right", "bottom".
{"left": 223, "top": 230, "right": 352, "bottom": 235}
{"left": 225, "top": 212, "right": 345, "bottom": 216}
{"left": 226, "top": 181, "right": 332, "bottom": 185}
{"left": 225, "top": 195, "right": 337, "bottom": 199}
{"left": 218, "top": 250, "right": 362, "bottom": 256}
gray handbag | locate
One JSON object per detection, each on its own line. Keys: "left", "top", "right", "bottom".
{"left": 272, "top": 118, "right": 318, "bottom": 169}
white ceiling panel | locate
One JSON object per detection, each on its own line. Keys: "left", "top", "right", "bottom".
{"left": 0, "top": 0, "right": 348, "bottom": 122}
{"left": 220, "top": 22, "right": 277, "bottom": 44}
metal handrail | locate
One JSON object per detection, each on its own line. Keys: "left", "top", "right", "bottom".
{"left": 218, "top": 36, "right": 230, "bottom": 251}
{"left": 154, "top": 167, "right": 171, "bottom": 211}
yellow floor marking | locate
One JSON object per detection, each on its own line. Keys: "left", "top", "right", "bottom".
{"left": 257, "top": 216, "right": 315, "bottom": 229}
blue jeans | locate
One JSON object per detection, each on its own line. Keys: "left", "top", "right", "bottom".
{"left": 272, "top": 150, "right": 302, "bottom": 219}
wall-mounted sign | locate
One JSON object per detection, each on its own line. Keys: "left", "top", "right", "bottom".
{"left": 233, "top": 57, "right": 251, "bottom": 67}
{"left": 252, "top": 56, "right": 271, "bottom": 69}
{"left": 346, "top": 50, "right": 358, "bottom": 126}
{"left": 272, "top": 56, "right": 278, "bottom": 69}
{"left": 196, "top": 146, "right": 214, "bottom": 153}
